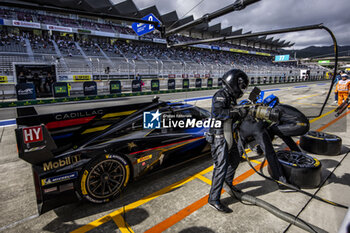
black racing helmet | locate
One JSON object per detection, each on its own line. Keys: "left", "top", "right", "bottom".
{"left": 221, "top": 69, "right": 249, "bottom": 99}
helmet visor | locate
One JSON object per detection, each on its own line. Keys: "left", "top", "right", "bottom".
{"left": 238, "top": 77, "right": 248, "bottom": 94}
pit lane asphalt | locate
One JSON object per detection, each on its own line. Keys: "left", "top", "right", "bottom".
{"left": 0, "top": 80, "right": 349, "bottom": 233}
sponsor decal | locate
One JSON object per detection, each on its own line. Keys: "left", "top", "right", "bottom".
{"left": 124, "top": 165, "right": 130, "bottom": 187}
{"left": 256, "top": 52, "right": 271, "bottom": 56}
{"left": 43, "top": 154, "right": 81, "bottom": 171}
{"left": 0, "top": 76, "right": 8, "bottom": 83}
{"left": 12, "top": 20, "right": 41, "bottom": 29}
{"left": 132, "top": 82, "right": 141, "bottom": 89}
{"left": 41, "top": 172, "right": 78, "bottom": 186}
{"left": 54, "top": 86, "right": 67, "bottom": 94}
{"left": 128, "top": 142, "right": 137, "bottom": 150}
{"left": 54, "top": 109, "right": 103, "bottom": 120}
{"left": 211, "top": 46, "right": 220, "bottom": 50}
{"left": 23, "top": 126, "right": 43, "bottom": 144}
{"left": 81, "top": 170, "right": 88, "bottom": 195}
{"left": 85, "top": 195, "right": 109, "bottom": 203}
{"left": 59, "top": 182, "right": 74, "bottom": 192}
{"left": 84, "top": 85, "right": 96, "bottom": 91}
{"left": 73, "top": 75, "right": 91, "bottom": 81}
{"left": 18, "top": 88, "right": 33, "bottom": 95}
{"left": 47, "top": 25, "right": 72, "bottom": 32}
{"left": 137, "top": 154, "right": 152, "bottom": 163}
{"left": 143, "top": 110, "right": 221, "bottom": 129}
{"left": 43, "top": 186, "right": 58, "bottom": 193}
{"left": 77, "top": 29, "right": 91, "bottom": 34}
{"left": 58, "top": 76, "right": 68, "bottom": 81}
{"left": 229, "top": 48, "right": 249, "bottom": 54}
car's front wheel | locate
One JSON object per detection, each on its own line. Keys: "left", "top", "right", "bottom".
{"left": 77, "top": 155, "right": 130, "bottom": 203}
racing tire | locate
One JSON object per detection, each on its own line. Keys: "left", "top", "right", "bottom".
{"left": 77, "top": 154, "right": 130, "bottom": 204}
{"left": 268, "top": 151, "right": 322, "bottom": 188}
{"left": 300, "top": 131, "right": 342, "bottom": 156}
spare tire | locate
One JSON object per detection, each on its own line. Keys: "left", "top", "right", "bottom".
{"left": 300, "top": 131, "right": 342, "bottom": 156}
{"left": 268, "top": 151, "right": 322, "bottom": 188}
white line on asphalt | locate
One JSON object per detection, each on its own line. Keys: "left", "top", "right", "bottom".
{"left": 0, "top": 214, "right": 39, "bottom": 232}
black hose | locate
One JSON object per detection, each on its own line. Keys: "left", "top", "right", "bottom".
{"left": 222, "top": 135, "right": 325, "bottom": 232}
{"left": 237, "top": 192, "right": 327, "bottom": 233}
{"left": 283, "top": 149, "right": 350, "bottom": 232}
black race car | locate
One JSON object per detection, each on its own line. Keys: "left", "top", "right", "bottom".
{"left": 15, "top": 98, "right": 211, "bottom": 214}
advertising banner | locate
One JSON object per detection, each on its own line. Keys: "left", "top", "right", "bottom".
{"left": 139, "top": 37, "right": 153, "bottom": 42}
{"left": 132, "top": 80, "right": 142, "bottom": 92}
{"left": 195, "top": 79, "right": 202, "bottom": 88}
{"left": 16, "top": 83, "right": 36, "bottom": 100}
{"left": 207, "top": 78, "right": 213, "bottom": 88}
{"left": 77, "top": 29, "right": 91, "bottom": 34}
{"left": 211, "top": 46, "right": 220, "bottom": 50}
{"left": 110, "top": 81, "right": 121, "bottom": 94}
{"left": 182, "top": 74, "right": 188, "bottom": 79}
{"left": 12, "top": 20, "right": 41, "bottom": 29}
{"left": 194, "top": 74, "right": 200, "bottom": 78}
{"left": 168, "top": 79, "right": 175, "bottom": 90}
{"left": 58, "top": 75, "right": 69, "bottom": 82}
{"left": 0, "top": 19, "right": 4, "bottom": 25}
{"left": 256, "top": 52, "right": 271, "bottom": 56}
{"left": 168, "top": 74, "right": 176, "bottom": 78}
{"left": 83, "top": 81, "right": 97, "bottom": 96}
{"left": 47, "top": 25, "right": 72, "bottom": 32}
{"left": 119, "top": 34, "right": 137, "bottom": 40}
{"left": 94, "top": 31, "right": 115, "bottom": 37}
{"left": 73, "top": 75, "right": 91, "bottom": 82}
{"left": 153, "top": 38, "right": 167, "bottom": 44}
{"left": 183, "top": 79, "right": 189, "bottom": 89}
{"left": 53, "top": 82, "right": 69, "bottom": 97}
{"left": 0, "top": 76, "right": 8, "bottom": 83}
{"left": 151, "top": 79, "right": 160, "bottom": 91}
{"left": 229, "top": 48, "right": 249, "bottom": 54}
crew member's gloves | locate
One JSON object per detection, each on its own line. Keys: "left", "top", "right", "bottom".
{"left": 238, "top": 107, "right": 249, "bottom": 118}
{"left": 230, "top": 107, "right": 249, "bottom": 118}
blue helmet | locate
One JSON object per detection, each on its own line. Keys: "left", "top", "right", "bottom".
{"left": 263, "top": 94, "right": 279, "bottom": 108}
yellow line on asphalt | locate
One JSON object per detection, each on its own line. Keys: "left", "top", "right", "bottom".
{"left": 195, "top": 174, "right": 212, "bottom": 185}
{"left": 310, "top": 108, "right": 336, "bottom": 123}
{"left": 71, "top": 176, "right": 197, "bottom": 233}
{"left": 296, "top": 94, "right": 320, "bottom": 100}
{"left": 241, "top": 154, "right": 261, "bottom": 164}
{"left": 112, "top": 214, "right": 134, "bottom": 233}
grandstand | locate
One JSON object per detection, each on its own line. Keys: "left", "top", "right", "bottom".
{"left": 0, "top": 0, "right": 327, "bottom": 99}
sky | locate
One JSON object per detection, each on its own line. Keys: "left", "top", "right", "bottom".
{"left": 122, "top": 0, "right": 350, "bottom": 49}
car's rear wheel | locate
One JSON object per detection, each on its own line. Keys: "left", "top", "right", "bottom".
{"left": 300, "top": 131, "right": 342, "bottom": 156}
{"left": 268, "top": 151, "right": 322, "bottom": 188}
{"left": 78, "top": 155, "right": 130, "bottom": 203}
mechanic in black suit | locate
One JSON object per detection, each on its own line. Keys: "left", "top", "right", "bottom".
{"left": 206, "top": 69, "right": 249, "bottom": 213}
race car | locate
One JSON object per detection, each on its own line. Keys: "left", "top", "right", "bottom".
{"left": 15, "top": 98, "right": 211, "bottom": 214}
